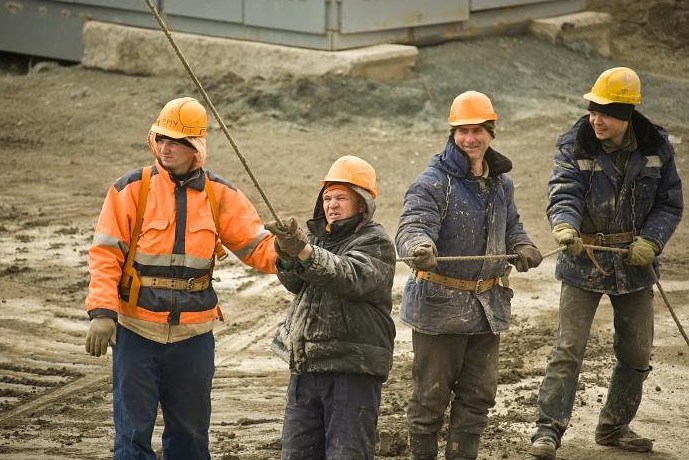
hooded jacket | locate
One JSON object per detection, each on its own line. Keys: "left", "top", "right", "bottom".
{"left": 86, "top": 132, "right": 277, "bottom": 343}
{"left": 548, "top": 111, "right": 683, "bottom": 293}
{"left": 271, "top": 185, "right": 396, "bottom": 380}
{"left": 396, "top": 137, "right": 533, "bottom": 335}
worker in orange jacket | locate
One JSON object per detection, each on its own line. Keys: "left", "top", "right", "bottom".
{"left": 84, "top": 96, "right": 277, "bottom": 460}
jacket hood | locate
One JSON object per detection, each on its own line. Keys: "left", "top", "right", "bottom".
{"left": 307, "top": 184, "right": 376, "bottom": 237}
{"left": 147, "top": 131, "right": 207, "bottom": 172}
{"left": 433, "top": 135, "right": 512, "bottom": 177}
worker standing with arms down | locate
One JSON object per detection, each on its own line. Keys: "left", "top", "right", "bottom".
{"left": 84, "top": 97, "right": 278, "bottom": 459}
{"left": 397, "top": 91, "right": 543, "bottom": 459}
{"left": 529, "top": 67, "right": 683, "bottom": 459}
{"left": 264, "top": 155, "right": 396, "bottom": 459}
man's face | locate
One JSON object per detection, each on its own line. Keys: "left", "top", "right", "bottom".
{"left": 156, "top": 135, "right": 196, "bottom": 175}
{"left": 322, "top": 186, "right": 364, "bottom": 224}
{"left": 588, "top": 111, "right": 629, "bottom": 145}
{"left": 453, "top": 125, "right": 492, "bottom": 162}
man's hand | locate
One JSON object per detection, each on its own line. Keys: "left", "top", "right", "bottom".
{"left": 409, "top": 242, "right": 438, "bottom": 271}
{"left": 552, "top": 223, "right": 584, "bottom": 257}
{"left": 265, "top": 217, "right": 308, "bottom": 258}
{"left": 85, "top": 317, "right": 116, "bottom": 357}
{"left": 626, "top": 237, "right": 659, "bottom": 266}
{"left": 513, "top": 244, "right": 543, "bottom": 272}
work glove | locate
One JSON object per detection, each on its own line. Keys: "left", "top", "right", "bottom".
{"left": 264, "top": 217, "right": 308, "bottom": 259}
{"left": 626, "top": 237, "right": 659, "bottom": 266}
{"left": 512, "top": 244, "right": 543, "bottom": 272}
{"left": 85, "top": 317, "right": 116, "bottom": 357}
{"left": 408, "top": 242, "right": 438, "bottom": 271}
{"left": 552, "top": 223, "right": 584, "bottom": 257}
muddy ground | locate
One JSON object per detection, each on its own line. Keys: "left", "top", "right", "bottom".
{"left": 1, "top": 1, "right": 689, "bottom": 459}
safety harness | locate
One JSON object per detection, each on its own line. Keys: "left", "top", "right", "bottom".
{"left": 119, "top": 165, "right": 227, "bottom": 307}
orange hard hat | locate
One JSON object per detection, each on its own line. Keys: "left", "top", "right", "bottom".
{"left": 448, "top": 90, "right": 498, "bottom": 126}
{"left": 583, "top": 67, "right": 642, "bottom": 105}
{"left": 320, "top": 155, "right": 378, "bottom": 198}
{"left": 151, "top": 97, "right": 208, "bottom": 139}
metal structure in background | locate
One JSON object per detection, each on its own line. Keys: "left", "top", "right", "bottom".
{"left": 1, "top": 0, "right": 582, "bottom": 61}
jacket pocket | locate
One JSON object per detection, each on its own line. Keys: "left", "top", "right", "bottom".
{"left": 188, "top": 219, "right": 218, "bottom": 260}
{"left": 138, "top": 218, "right": 171, "bottom": 253}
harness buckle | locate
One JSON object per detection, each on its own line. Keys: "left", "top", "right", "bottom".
{"left": 186, "top": 278, "right": 195, "bottom": 291}
{"left": 595, "top": 232, "right": 606, "bottom": 245}
{"left": 475, "top": 278, "right": 484, "bottom": 295}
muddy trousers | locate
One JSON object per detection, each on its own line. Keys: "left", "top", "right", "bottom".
{"left": 407, "top": 331, "right": 500, "bottom": 459}
{"left": 112, "top": 325, "right": 215, "bottom": 460}
{"left": 281, "top": 372, "right": 382, "bottom": 460}
{"left": 533, "top": 283, "right": 653, "bottom": 445}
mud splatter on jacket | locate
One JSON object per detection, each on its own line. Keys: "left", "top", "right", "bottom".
{"left": 548, "top": 112, "right": 683, "bottom": 294}
{"left": 396, "top": 137, "right": 534, "bottom": 335}
{"left": 271, "top": 185, "right": 396, "bottom": 380}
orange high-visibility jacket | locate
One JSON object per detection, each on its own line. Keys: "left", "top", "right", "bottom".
{"left": 86, "top": 161, "right": 277, "bottom": 342}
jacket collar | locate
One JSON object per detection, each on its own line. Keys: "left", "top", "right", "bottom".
{"left": 433, "top": 136, "right": 512, "bottom": 178}
{"left": 153, "top": 161, "right": 205, "bottom": 191}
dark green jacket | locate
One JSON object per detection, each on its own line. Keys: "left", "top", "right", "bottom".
{"left": 271, "top": 185, "right": 396, "bottom": 380}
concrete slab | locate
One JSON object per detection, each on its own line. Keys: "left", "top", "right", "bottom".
{"left": 81, "top": 21, "right": 418, "bottom": 82}
{"left": 529, "top": 11, "right": 612, "bottom": 57}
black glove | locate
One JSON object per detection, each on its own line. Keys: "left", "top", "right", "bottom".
{"left": 409, "top": 242, "right": 438, "bottom": 271}
{"left": 513, "top": 244, "right": 543, "bottom": 272}
{"left": 265, "top": 217, "right": 308, "bottom": 258}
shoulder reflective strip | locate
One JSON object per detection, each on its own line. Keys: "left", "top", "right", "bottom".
{"left": 93, "top": 232, "right": 129, "bottom": 253}
{"left": 646, "top": 155, "right": 662, "bottom": 168}
{"left": 576, "top": 159, "right": 602, "bottom": 171}
{"left": 135, "top": 252, "right": 213, "bottom": 269}
{"left": 232, "top": 229, "right": 271, "bottom": 260}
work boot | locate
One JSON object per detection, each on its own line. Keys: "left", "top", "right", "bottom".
{"left": 595, "top": 426, "right": 653, "bottom": 452}
{"left": 528, "top": 436, "right": 557, "bottom": 460}
{"left": 409, "top": 432, "right": 438, "bottom": 460}
{"left": 445, "top": 431, "right": 480, "bottom": 459}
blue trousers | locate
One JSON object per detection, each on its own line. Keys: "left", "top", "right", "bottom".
{"left": 533, "top": 283, "right": 654, "bottom": 445}
{"left": 112, "top": 325, "right": 215, "bottom": 460}
{"left": 281, "top": 372, "right": 382, "bottom": 460}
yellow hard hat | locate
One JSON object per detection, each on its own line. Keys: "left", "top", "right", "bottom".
{"left": 448, "top": 91, "right": 498, "bottom": 126}
{"left": 320, "top": 155, "right": 378, "bottom": 198}
{"left": 151, "top": 97, "right": 208, "bottom": 139}
{"left": 583, "top": 67, "right": 642, "bottom": 105}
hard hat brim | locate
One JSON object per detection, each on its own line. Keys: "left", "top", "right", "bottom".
{"left": 583, "top": 92, "right": 614, "bottom": 105}
{"left": 150, "top": 124, "right": 189, "bottom": 139}
{"left": 448, "top": 117, "right": 497, "bottom": 126}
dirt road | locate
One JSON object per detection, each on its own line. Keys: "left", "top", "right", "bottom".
{"left": 2, "top": 1, "right": 689, "bottom": 459}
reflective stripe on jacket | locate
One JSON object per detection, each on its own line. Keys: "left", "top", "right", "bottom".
{"left": 548, "top": 112, "right": 683, "bottom": 294}
{"left": 86, "top": 161, "right": 277, "bottom": 342}
{"left": 396, "top": 137, "right": 533, "bottom": 335}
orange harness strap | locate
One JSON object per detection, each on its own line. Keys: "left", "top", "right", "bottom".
{"left": 204, "top": 174, "right": 228, "bottom": 261}
{"left": 119, "top": 166, "right": 152, "bottom": 308}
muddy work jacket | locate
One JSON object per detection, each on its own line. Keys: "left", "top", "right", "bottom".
{"left": 396, "top": 137, "right": 534, "bottom": 335}
{"left": 548, "top": 112, "right": 683, "bottom": 294}
{"left": 86, "top": 161, "right": 277, "bottom": 343}
{"left": 271, "top": 186, "right": 396, "bottom": 380}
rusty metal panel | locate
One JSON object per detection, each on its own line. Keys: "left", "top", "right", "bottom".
{"left": 165, "top": 0, "right": 243, "bottom": 22}
{"left": 470, "top": 0, "right": 555, "bottom": 11}
{"left": 244, "top": 0, "right": 327, "bottom": 34}
{"left": 340, "top": 0, "right": 469, "bottom": 33}
{"left": 52, "top": 0, "right": 152, "bottom": 11}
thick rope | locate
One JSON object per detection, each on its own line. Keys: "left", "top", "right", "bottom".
{"left": 142, "top": 0, "right": 283, "bottom": 226}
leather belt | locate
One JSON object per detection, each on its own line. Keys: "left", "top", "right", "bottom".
{"left": 139, "top": 274, "right": 211, "bottom": 292}
{"left": 415, "top": 270, "right": 501, "bottom": 294}
{"left": 580, "top": 231, "right": 635, "bottom": 245}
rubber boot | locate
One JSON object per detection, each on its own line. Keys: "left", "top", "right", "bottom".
{"left": 445, "top": 431, "right": 480, "bottom": 459}
{"left": 409, "top": 432, "right": 438, "bottom": 460}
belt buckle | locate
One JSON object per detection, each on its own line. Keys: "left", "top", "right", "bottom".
{"left": 595, "top": 232, "right": 606, "bottom": 245}
{"left": 186, "top": 278, "right": 195, "bottom": 291}
{"left": 474, "top": 278, "right": 484, "bottom": 295}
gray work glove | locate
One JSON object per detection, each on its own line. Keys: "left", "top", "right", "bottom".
{"left": 264, "top": 217, "right": 308, "bottom": 259}
{"left": 408, "top": 242, "right": 438, "bottom": 271}
{"left": 512, "top": 244, "right": 543, "bottom": 272}
{"left": 85, "top": 317, "right": 116, "bottom": 357}
{"left": 626, "top": 237, "right": 659, "bottom": 266}
{"left": 552, "top": 223, "right": 584, "bottom": 257}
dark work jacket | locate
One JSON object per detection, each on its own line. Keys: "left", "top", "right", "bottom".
{"left": 271, "top": 185, "right": 396, "bottom": 380}
{"left": 547, "top": 112, "right": 683, "bottom": 294}
{"left": 396, "top": 137, "right": 534, "bottom": 335}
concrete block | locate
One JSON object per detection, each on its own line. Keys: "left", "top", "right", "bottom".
{"left": 529, "top": 11, "right": 612, "bottom": 57}
{"left": 81, "top": 21, "right": 417, "bottom": 82}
